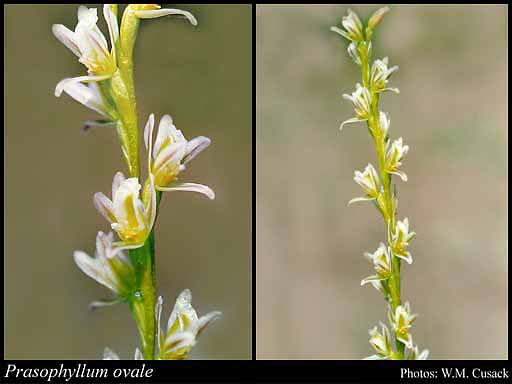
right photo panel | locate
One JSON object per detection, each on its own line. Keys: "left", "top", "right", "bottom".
{"left": 256, "top": 4, "right": 507, "bottom": 360}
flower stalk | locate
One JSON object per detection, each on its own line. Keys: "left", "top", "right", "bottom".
{"left": 332, "top": 7, "right": 428, "bottom": 360}
{"left": 54, "top": 4, "right": 219, "bottom": 360}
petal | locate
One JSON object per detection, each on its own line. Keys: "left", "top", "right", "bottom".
{"left": 182, "top": 136, "right": 211, "bottom": 165}
{"left": 102, "top": 347, "right": 120, "bottom": 360}
{"left": 144, "top": 114, "right": 156, "bottom": 172}
{"left": 347, "top": 196, "right": 375, "bottom": 206}
{"left": 155, "top": 296, "right": 163, "bottom": 351}
{"left": 55, "top": 75, "right": 111, "bottom": 97}
{"left": 134, "top": 8, "right": 198, "bottom": 26}
{"left": 168, "top": 289, "right": 198, "bottom": 333}
{"left": 112, "top": 171, "right": 126, "bottom": 201}
{"left": 152, "top": 142, "right": 187, "bottom": 176}
{"left": 134, "top": 348, "right": 144, "bottom": 360}
{"left": 196, "top": 311, "right": 222, "bottom": 338}
{"left": 93, "top": 192, "right": 115, "bottom": 223}
{"left": 340, "top": 117, "right": 365, "bottom": 131}
{"left": 146, "top": 174, "right": 157, "bottom": 232}
{"left": 396, "top": 252, "right": 413, "bottom": 265}
{"left": 157, "top": 182, "right": 215, "bottom": 200}
{"left": 363, "top": 354, "right": 387, "bottom": 360}
{"left": 164, "top": 331, "right": 196, "bottom": 353}
{"left": 52, "top": 24, "right": 81, "bottom": 57}
{"left": 389, "top": 170, "right": 408, "bottom": 182}
{"left": 58, "top": 80, "right": 110, "bottom": 117}
{"left": 73, "top": 250, "right": 114, "bottom": 292}
{"left": 330, "top": 26, "right": 351, "bottom": 41}
{"left": 103, "top": 4, "right": 119, "bottom": 50}
{"left": 361, "top": 275, "right": 384, "bottom": 286}
{"left": 89, "top": 298, "right": 122, "bottom": 311}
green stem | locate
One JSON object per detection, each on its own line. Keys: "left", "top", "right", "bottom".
{"left": 127, "top": 191, "right": 162, "bottom": 360}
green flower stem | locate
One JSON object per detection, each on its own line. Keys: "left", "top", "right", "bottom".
{"left": 360, "top": 40, "right": 404, "bottom": 359}
{"left": 128, "top": 191, "right": 162, "bottom": 360}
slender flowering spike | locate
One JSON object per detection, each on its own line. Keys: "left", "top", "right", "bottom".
{"left": 370, "top": 57, "right": 399, "bottom": 94}
{"left": 102, "top": 347, "right": 144, "bottom": 360}
{"left": 132, "top": 4, "right": 198, "bottom": 26}
{"left": 144, "top": 114, "right": 215, "bottom": 199}
{"left": 361, "top": 243, "right": 392, "bottom": 286}
{"left": 93, "top": 172, "right": 156, "bottom": 252}
{"left": 349, "top": 163, "right": 380, "bottom": 205}
{"left": 389, "top": 302, "right": 417, "bottom": 349}
{"left": 156, "top": 290, "right": 221, "bottom": 360}
{"left": 56, "top": 80, "right": 114, "bottom": 119}
{"left": 330, "top": 9, "right": 364, "bottom": 42}
{"left": 340, "top": 84, "right": 372, "bottom": 131}
{"left": 53, "top": 5, "right": 119, "bottom": 94}
{"left": 389, "top": 218, "right": 415, "bottom": 264}
{"left": 365, "top": 322, "right": 393, "bottom": 360}
{"left": 385, "top": 137, "right": 409, "bottom": 181}
{"left": 73, "top": 231, "right": 136, "bottom": 301}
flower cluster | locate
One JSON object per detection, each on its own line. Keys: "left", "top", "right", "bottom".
{"left": 55, "top": 4, "right": 220, "bottom": 360}
{"left": 333, "top": 7, "right": 428, "bottom": 360}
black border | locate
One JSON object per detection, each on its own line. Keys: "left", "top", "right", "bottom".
{"left": 2, "top": 2, "right": 511, "bottom": 383}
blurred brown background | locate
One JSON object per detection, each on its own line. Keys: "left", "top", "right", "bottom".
{"left": 257, "top": 5, "right": 507, "bottom": 359}
{"left": 5, "top": 4, "right": 251, "bottom": 359}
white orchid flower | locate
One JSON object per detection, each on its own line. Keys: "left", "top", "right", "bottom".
{"left": 102, "top": 347, "right": 143, "bottom": 360}
{"left": 156, "top": 290, "right": 221, "bottom": 360}
{"left": 370, "top": 57, "right": 399, "bottom": 94}
{"left": 94, "top": 172, "right": 156, "bottom": 252}
{"left": 349, "top": 163, "right": 380, "bottom": 205}
{"left": 389, "top": 218, "right": 415, "bottom": 264}
{"left": 73, "top": 231, "right": 135, "bottom": 305}
{"left": 340, "top": 84, "right": 372, "bottom": 131}
{"left": 330, "top": 9, "right": 364, "bottom": 42}
{"left": 389, "top": 302, "right": 417, "bottom": 349}
{"left": 131, "top": 4, "right": 197, "bottom": 26}
{"left": 385, "top": 137, "right": 409, "bottom": 181}
{"left": 144, "top": 114, "right": 214, "bottom": 200}
{"left": 53, "top": 5, "right": 119, "bottom": 96}
{"left": 56, "top": 80, "right": 114, "bottom": 119}
{"left": 364, "top": 322, "right": 393, "bottom": 360}
{"left": 361, "top": 243, "right": 392, "bottom": 286}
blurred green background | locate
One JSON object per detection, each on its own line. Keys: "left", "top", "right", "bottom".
{"left": 256, "top": 5, "right": 507, "bottom": 359}
{"left": 5, "top": 4, "right": 252, "bottom": 359}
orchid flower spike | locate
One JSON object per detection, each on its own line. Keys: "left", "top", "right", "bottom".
{"left": 94, "top": 172, "right": 156, "bottom": 253}
{"left": 156, "top": 290, "right": 221, "bottom": 360}
{"left": 144, "top": 114, "right": 215, "bottom": 200}
{"left": 53, "top": 5, "right": 119, "bottom": 96}
{"left": 73, "top": 231, "right": 135, "bottom": 307}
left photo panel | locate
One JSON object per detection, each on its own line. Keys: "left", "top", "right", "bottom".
{"left": 4, "top": 4, "right": 252, "bottom": 359}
